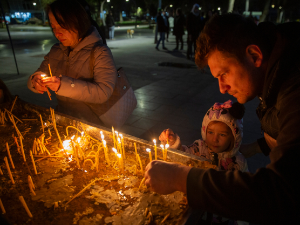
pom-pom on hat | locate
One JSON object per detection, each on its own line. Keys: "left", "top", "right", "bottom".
{"left": 201, "top": 100, "right": 244, "bottom": 158}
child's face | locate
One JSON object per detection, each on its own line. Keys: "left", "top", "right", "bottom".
{"left": 206, "top": 121, "right": 234, "bottom": 153}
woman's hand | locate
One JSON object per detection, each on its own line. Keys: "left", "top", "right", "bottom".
{"left": 31, "top": 75, "right": 48, "bottom": 94}
{"left": 159, "top": 128, "right": 177, "bottom": 146}
{"left": 42, "top": 76, "right": 61, "bottom": 92}
{"left": 144, "top": 160, "right": 191, "bottom": 195}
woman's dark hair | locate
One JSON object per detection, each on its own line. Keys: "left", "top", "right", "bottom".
{"left": 76, "top": 0, "right": 107, "bottom": 45}
{"left": 195, "top": 13, "right": 264, "bottom": 69}
{"left": 47, "top": 0, "right": 91, "bottom": 40}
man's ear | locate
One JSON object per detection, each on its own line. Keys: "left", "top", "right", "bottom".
{"left": 246, "top": 45, "right": 263, "bottom": 67}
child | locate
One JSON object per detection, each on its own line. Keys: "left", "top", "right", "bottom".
{"left": 159, "top": 99, "right": 248, "bottom": 172}
{"left": 160, "top": 100, "right": 248, "bottom": 224}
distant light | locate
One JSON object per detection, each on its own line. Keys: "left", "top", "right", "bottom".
{"left": 279, "top": 6, "right": 282, "bottom": 9}
{"left": 217, "top": 7, "right": 221, "bottom": 10}
{"left": 33, "top": 2, "right": 36, "bottom": 5}
{"left": 126, "top": 0, "right": 129, "bottom": 2}
{"left": 271, "top": 4, "right": 275, "bottom": 8}
{"left": 107, "top": 0, "right": 110, "bottom": 2}
{"left": 199, "top": 7, "right": 202, "bottom": 10}
{"left": 137, "top": 25, "right": 139, "bottom": 27}
{"left": 170, "top": 5, "right": 173, "bottom": 7}
{"left": 111, "top": 6, "right": 113, "bottom": 8}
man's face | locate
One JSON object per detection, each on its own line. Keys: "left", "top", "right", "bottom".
{"left": 208, "top": 50, "right": 263, "bottom": 104}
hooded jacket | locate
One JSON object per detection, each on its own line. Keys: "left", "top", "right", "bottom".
{"left": 186, "top": 22, "right": 300, "bottom": 224}
{"left": 170, "top": 100, "right": 247, "bottom": 172}
{"left": 27, "top": 26, "right": 117, "bottom": 124}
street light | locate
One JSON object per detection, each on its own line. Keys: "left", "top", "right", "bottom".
{"left": 170, "top": 5, "right": 173, "bottom": 7}
{"left": 218, "top": 7, "right": 221, "bottom": 11}
{"left": 271, "top": 4, "right": 275, "bottom": 8}
{"left": 33, "top": 2, "right": 36, "bottom": 6}
{"left": 107, "top": 0, "right": 110, "bottom": 2}
{"left": 279, "top": 6, "right": 282, "bottom": 9}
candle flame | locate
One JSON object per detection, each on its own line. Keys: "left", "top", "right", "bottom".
{"left": 71, "top": 135, "right": 75, "bottom": 140}
{"left": 115, "top": 131, "right": 118, "bottom": 135}
{"left": 153, "top": 139, "right": 156, "bottom": 144}
{"left": 41, "top": 74, "right": 46, "bottom": 78}
{"left": 84, "top": 170, "right": 87, "bottom": 172}
{"left": 76, "top": 137, "right": 81, "bottom": 143}
{"left": 146, "top": 148, "right": 151, "bottom": 153}
{"left": 100, "top": 131, "right": 103, "bottom": 134}
{"left": 81, "top": 131, "right": 84, "bottom": 136}
{"left": 101, "top": 134, "right": 105, "bottom": 140}
{"left": 118, "top": 137, "right": 121, "bottom": 143}
{"left": 160, "top": 144, "right": 164, "bottom": 148}
{"left": 165, "top": 144, "right": 169, "bottom": 149}
{"left": 117, "top": 153, "right": 121, "bottom": 158}
{"left": 103, "top": 140, "right": 106, "bottom": 146}
{"left": 63, "top": 140, "right": 72, "bottom": 151}
{"left": 119, "top": 134, "right": 123, "bottom": 138}
{"left": 112, "top": 148, "right": 117, "bottom": 153}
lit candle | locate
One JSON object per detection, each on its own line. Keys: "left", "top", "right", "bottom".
{"left": 120, "top": 134, "right": 126, "bottom": 159}
{"left": 4, "top": 157, "right": 15, "bottom": 184}
{"left": 117, "top": 153, "right": 124, "bottom": 173}
{"left": 6, "top": 142, "right": 15, "bottom": 169}
{"left": 112, "top": 127, "right": 116, "bottom": 148}
{"left": 117, "top": 137, "right": 121, "bottom": 153}
{"left": 19, "top": 196, "right": 33, "bottom": 218}
{"left": 146, "top": 148, "right": 152, "bottom": 162}
{"left": 164, "top": 144, "right": 169, "bottom": 161}
{"left": 103, "top": 140, "right": 110, "bottom": 164}
{"left": 30, "top": 151, "right": 38, "bottom": 175}
{"left": 160, "top": 144, "right": 164, "bottom": 160}
{"left": 153, "top": 139, "right": 157, "bottom": 160}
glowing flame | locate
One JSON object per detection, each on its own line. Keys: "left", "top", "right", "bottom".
{"left": 81, "top": 131, "right": 84, "bottom": 136}
{"left": 146, "top": 148, "right": 151, "bottom": 153}
{"left": 101, "top": 134, "right": 105, "bottom": 140}
{"left": 160, "top": 144, "right": 164, "bottom": 149}
{"left": 165, "top": 144, "right": 169, "bottom": 149}
{"left": 68, "top": 155, "right": 73, "bottom": 161}
{"left": 63, "top": 140, "right": 72, "bottom": 151}
{"left": 76, "top": 137, "right": 81, "bottom": 143}
{"left": 115, "top": 131, "right": 118, "bottom": 136}
{"left": 153, "top": 139, "right": 156, "bottom": 144}
{"left": 103, "top": 140, "right": 106, "bottom": 146}
{"left": 119, "top": 134, "right": 123, "bottom": 139}
{"left": 112, "top": 148, "right": 117, "bottom": 154}
{"left": 100, "top": 131, "right": 103, "bottom": 135}
{"left": 117, "top": 153, "right": 121, "bottom": 158}
{"left": 41, "top": 74, "right": 46, "bottom": 78}
{"left": 71, "top": 135, "right": 75, "bottom": 140}
{"left": 118, "top": 137, "right": 121, "bottom": 143}
{"left": 84, "top": 170, "right": 87, "bottom": 172}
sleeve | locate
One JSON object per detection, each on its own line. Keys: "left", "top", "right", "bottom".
{"left": 56, "top": 46, "right": 117, "bottom": 104}
{"left": 186, "top": 74, "right": 300, "bottom": 224}
{"left": 27, "top": 52, "right": 50, "bottom": 93}
{"left": 257, "top": 137, "right": 271, "bottom": 156}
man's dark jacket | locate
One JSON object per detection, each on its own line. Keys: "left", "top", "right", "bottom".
{"left": 156, "top": 14, "right": 168, "bottom": 32}
{"left": 186, "top": 22, "right": 300, "bottom": 224}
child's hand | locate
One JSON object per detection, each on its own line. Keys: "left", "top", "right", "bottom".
{"left": 159, "top": 128, "right": 177, "bottom": 146}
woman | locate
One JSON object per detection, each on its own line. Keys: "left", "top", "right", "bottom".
{"left": 173, "top": 8, "right": 185, "bottom": 50}
{"left": 27, "top": 0, "right": 117, "bottom": 125}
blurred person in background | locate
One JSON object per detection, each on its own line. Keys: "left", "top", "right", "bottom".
{"left": 173, "top": 8, "right": 185, "bottom": 50}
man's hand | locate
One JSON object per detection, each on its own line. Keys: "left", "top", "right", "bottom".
{"left": 144, "top": 160, "right": 191, "bottom": 195}
{"left": 42, "top": 76, "right": 61, "bottom": 92}
{"left": 159, "top": 128, "right": 177, "bottom": 146}
{"left": 31, "top": 75, "right": 48, "bottom": 94}
{"left": 239, "top": 141, "right": 262, "bottom": 158}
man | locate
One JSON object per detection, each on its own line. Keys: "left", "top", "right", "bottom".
{"left": 145, "top": 14, "right": 300, "bottom": 224}
{"left": 186, "top": 4, "right": 202, "bottom": 59}
{"left": 155, "top": 10, "right": 168, "bottom": 50}
{"left": 105, "top": 11, "right": 115, "bottom": 40}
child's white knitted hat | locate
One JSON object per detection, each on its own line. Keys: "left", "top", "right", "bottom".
{"left": 201, "top": 100, "right": 244, "bottom": 158}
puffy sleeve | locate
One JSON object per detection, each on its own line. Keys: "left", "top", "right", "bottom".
{"left": 56, "top": 45, "right": 117, "bottom": 104}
